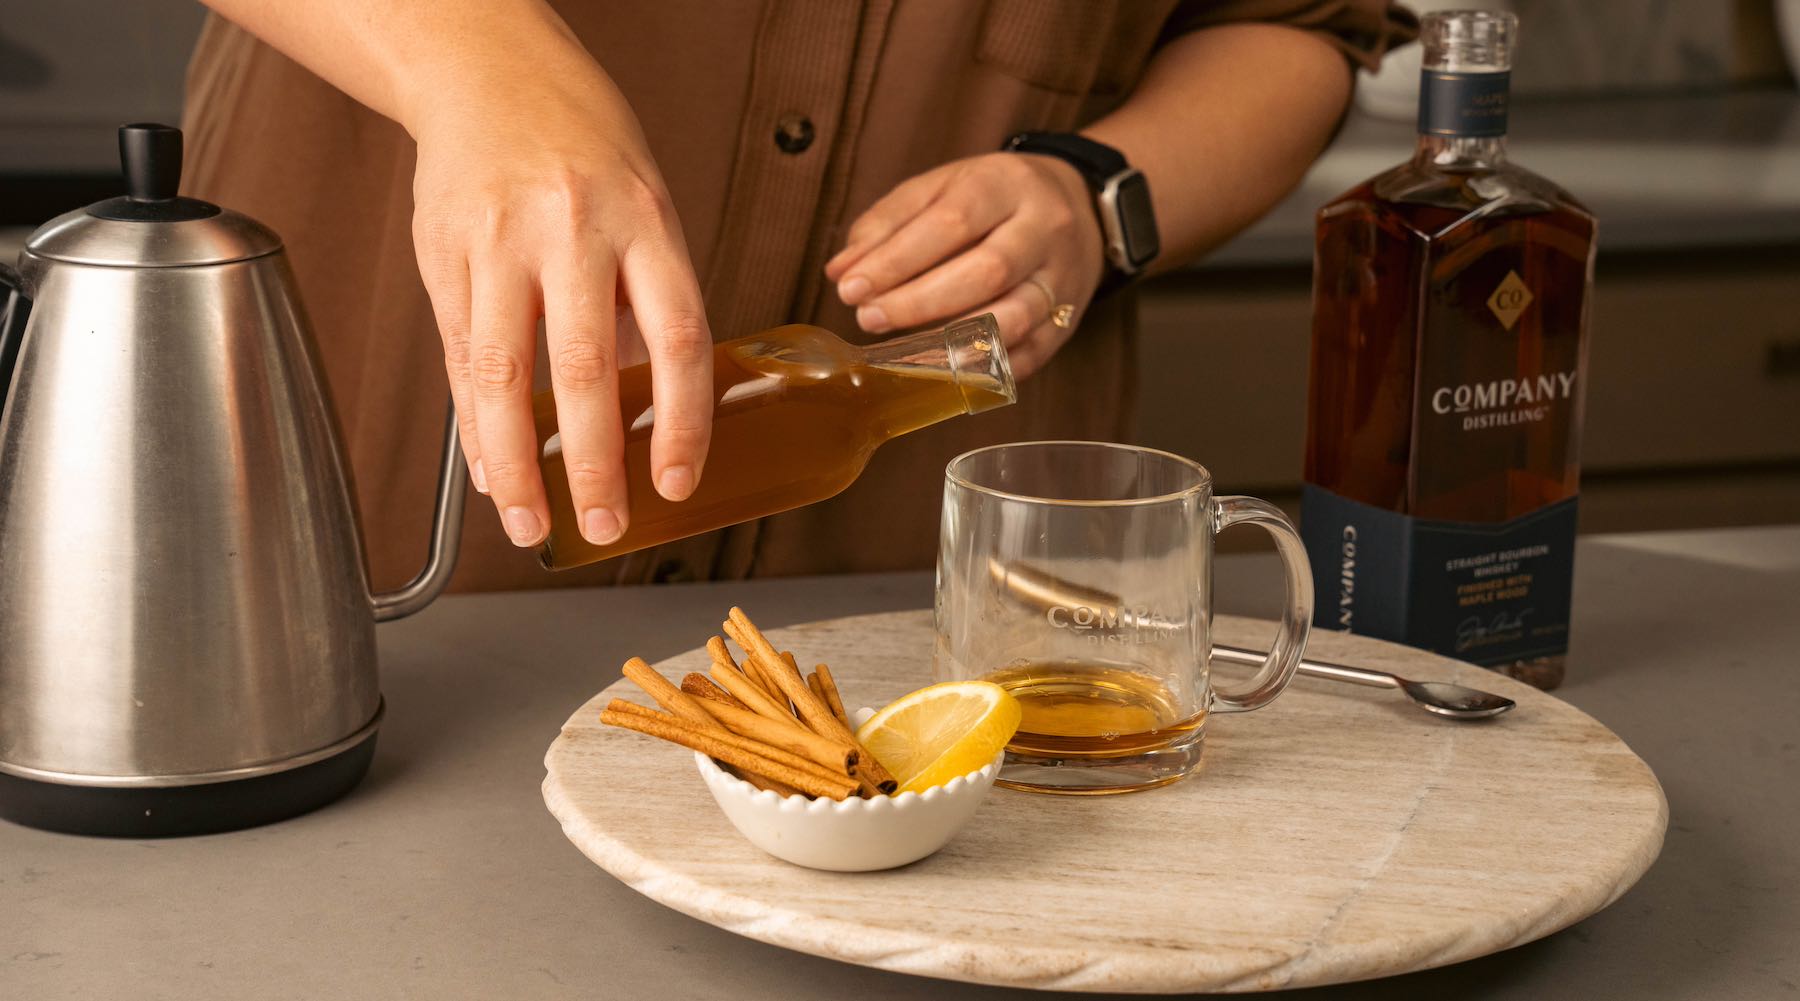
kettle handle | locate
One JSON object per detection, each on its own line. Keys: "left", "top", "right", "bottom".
{"left": 371, "top": 401, "right": 468, "bottom": 622}
{"left": 0, "top": 264, "right": 28, "bottom": 416}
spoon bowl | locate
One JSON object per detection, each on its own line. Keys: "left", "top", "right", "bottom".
{"left": 1399, "top": 680, "right": 1516, "bottom": 719}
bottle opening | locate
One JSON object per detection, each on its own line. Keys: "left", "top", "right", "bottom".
{"left": 942, "top": 313, "right": 1016, "bottom": 414}
{"left": 1421, "top": 10, "right": 1516, "bottom": 73}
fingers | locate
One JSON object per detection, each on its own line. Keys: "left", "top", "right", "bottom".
{"left": 1004, "top": 320, "right": 1071, "bottom": 382}
{"left": 824, "top": 168, "right": 951, "bottom": 282}
{"left": 956, "top": 275, "right": 1066, "bottom": 382}
{"left": 414, "top": 235, "right": 486, "bottom": 494}
{"left": 982, "top": 281, "right": 1052, "bottom": 349}
{"left": 467, "top": 258, "right": 549, "bottom": 546}
{"left": 832, "top": 186, "right": 1012, "bottom": 322}
{"left": 851, "top": 216, "right": 1043, "bottom": 334}
{"left": 621, "top": 235, "right": 713, "bottom": 502}
{"left": 614, "top": 306, "right": 651, "bottom": 369}
{"left": 542, "top": 251, "right": 628, "bottom": 546}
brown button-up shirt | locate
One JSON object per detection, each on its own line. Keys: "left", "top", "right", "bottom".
{"left": 182, "top": 0, "right": 1411, "bottom": 593}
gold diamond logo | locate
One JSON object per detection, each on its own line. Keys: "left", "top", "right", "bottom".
{"left": 1487, "top": 270, "right": 1534, "bottom": 331}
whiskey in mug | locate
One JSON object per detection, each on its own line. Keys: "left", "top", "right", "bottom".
{"left": 987, "top": 662, "right": 1206, "bottom": 760}
{"left": 1303, "top": 11, "right": 1595, "bottom": 688}
{"left": 536, "top": 317, "right": 1013, "bottom": 571}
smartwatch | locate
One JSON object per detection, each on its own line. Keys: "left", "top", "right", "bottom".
{"left": 1002, "top": 131, "right": 1160, "bottom": 294}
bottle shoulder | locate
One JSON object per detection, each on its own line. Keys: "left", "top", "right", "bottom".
{"left": 727, "top": 324, "right": 860, "bottom": 382}
{"left": 1321, "top": 157, "right": 1594, "bottom": 241}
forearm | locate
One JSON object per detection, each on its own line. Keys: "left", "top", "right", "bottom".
{"left": 197, "top": 0, "right": 593, "bottom": 134}
{"left": 1085, "top": 23, "right": 1353, "bottom": 273}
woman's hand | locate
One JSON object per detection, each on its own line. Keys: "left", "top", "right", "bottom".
{"left": 194, "top": 0, "right": 712, "bottom": 550}
{"left": 409, "top": 60, "right": 710, "bottom": 550}
{"left": 825, "top": 152, "right": 1103, "bottom": 380}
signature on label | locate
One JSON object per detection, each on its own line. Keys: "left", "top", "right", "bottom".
{"left": 1455, "top": 609, "right": 1533, "bottom": 652}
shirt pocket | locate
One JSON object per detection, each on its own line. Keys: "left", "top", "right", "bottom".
{"left": 974, "top": 0, "right": 1170, "bottom": 96}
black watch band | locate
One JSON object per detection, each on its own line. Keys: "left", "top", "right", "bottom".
{"left": 1002, "top": 131, "right": 1159, "bottom": 297}
{"left": 1004, "top": 132, "right": 1129, "bottom": 180}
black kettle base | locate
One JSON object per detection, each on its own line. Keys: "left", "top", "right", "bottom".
{"left": 0, "top": 730, "right": 377, "bottom": 838}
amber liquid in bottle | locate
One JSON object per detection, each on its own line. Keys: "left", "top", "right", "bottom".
{"left": 1303, "top": 12, "right": 1595, "bottom": 689}
{"left": 534, "top": 318, "right": 1013, "bottom": 571}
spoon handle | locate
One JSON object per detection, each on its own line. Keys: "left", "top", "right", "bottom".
{"left": 1213, "top": 644, "right": 1401, "bottom": 690}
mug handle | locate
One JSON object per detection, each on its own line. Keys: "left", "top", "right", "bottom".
{"left": 1208, "top": 496, "right": 1314, "bottom": 714}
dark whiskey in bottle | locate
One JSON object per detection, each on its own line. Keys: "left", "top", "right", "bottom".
{"left": 1302, "top": 11, "right": 1596, "bottom": 689}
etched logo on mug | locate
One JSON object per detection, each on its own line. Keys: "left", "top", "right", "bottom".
{"left": 1046, "top": 604, "right": 1173, "bottom": 645}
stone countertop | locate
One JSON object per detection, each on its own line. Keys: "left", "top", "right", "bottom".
{"left": 1206, "top": 88, "right": 1800, "bottom": 267}
{"left": 3, "top": 525, "right": 1798, "bottom": 1000}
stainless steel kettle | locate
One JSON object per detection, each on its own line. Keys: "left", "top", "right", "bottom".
{"left": 0, "top": 124, "right": 465, "bottom": 836}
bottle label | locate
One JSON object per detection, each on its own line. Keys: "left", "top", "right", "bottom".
{"left": 1300, "top": 485, "right": 1577, "bottom": 667}
{"left": 1418, "top": 70, "right": 1510, "bottom": 137}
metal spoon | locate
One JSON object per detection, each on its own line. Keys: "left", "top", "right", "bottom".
{"left": 984, "top": 560, "right": 1515, "bottom": 721}
{"left": 1213, "top": 645, "right": 1516, "bottom": 720}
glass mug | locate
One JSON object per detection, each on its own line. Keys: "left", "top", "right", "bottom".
{"left": 933, "top": 442, "right": 1313, "bottom": 794}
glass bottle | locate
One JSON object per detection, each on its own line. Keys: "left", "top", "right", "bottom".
{"left": 1302, "top": 11, "right": 1596, "bottom": 689}
{"left": 535, "top": 315, "right": 1014, "bottom": 571}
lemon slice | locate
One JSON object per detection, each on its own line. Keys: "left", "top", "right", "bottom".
{"left": 856, "top": 681, "right": 1021, "bottom": 794}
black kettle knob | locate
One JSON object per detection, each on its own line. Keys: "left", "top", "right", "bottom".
{"left": 85, "top": 123, "right": 219, "bottom": 223}
{"left": 120, "top": 123, "right": 182, "bottom": 203}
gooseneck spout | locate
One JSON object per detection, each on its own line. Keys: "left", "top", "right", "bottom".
{"left": 372, "top": 402, "right": 467, "bottom": 622}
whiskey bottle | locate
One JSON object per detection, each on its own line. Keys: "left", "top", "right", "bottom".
{"left": 1301, "top": 11, "right": 1596, "bottom": 689}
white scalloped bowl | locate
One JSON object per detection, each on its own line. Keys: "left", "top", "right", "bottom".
{"left": 693, "top": 708, "right": 1002, "bottom": 872}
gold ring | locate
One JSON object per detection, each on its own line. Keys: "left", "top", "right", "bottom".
{"left": 1025, "top": 276, "right": 1077, "bottom": 330}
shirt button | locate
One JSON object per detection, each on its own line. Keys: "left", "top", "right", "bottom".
{"left": 774, "top": 115, "right": 815, "bottom": 154}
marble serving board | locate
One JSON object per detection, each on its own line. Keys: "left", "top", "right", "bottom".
{"left": 542, "top": 611, "right": 1667, "bottom": 994}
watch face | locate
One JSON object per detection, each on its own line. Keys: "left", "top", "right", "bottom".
{"left": 1115, "top": 173, "right": 1159, "bottom": 269}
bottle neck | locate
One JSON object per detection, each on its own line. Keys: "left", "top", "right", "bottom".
{"left": 1414, "top": 65, "right": 1511, "bottom": 171}
{"left": 1413, "top": 133, "right": 1507, "bottom": 171}
{"left": 860, "top": 314, "right": 1016, "bottom": 422}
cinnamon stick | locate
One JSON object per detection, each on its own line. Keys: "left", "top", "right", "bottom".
{"left": 722, "top": 621, "right": 786, "bottom": 710}
{"left": 706, "top": 636, "right": 746, "bottom": 679}
{"left": 709, "top": 629, "right": 756, "bottom": 689}
{"left": 600, "top": 702, "right": 856, "bottom": 799}
{"left": 621, "top": 657, "right": 714, "bottom": 727}
{"left": 680, "top": 672, "right": 746, "bottom": 710}
{"left": 725, "top": 609, "right": 836, "bottom": 732}
{"left": 726, "top": 607, "right": 898, "bottom": 793}
{"left": 691, "top": 697, "right": 858, "bottom": 774}
{"left": 780, "top": 653, "right": 807, "bottom": 717}
{"left": 814, "top": 663, "right": 851, "bottom": 728}
{"left": 854, "top": 772, "right": 883, "bottom": 798}
{"left": 809, "top": 666, "right": 863, "bottom": 791}
{"left": 605, "top": 700, "right": 853, "bottom": 789}
{"left": 710, "top": 662, "right": 800, "bottom": 725}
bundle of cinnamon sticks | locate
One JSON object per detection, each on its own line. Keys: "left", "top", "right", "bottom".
{"left": 599, "top": 607, "right": 898, "bottom": 799}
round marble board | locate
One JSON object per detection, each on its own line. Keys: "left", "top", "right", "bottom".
{"left": 542, "top": 610, "right": 1666, "bottom": 994}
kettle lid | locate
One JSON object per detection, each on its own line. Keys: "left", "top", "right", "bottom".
{"left": 23, "top": 124, "right": 282, "bottom": 268}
